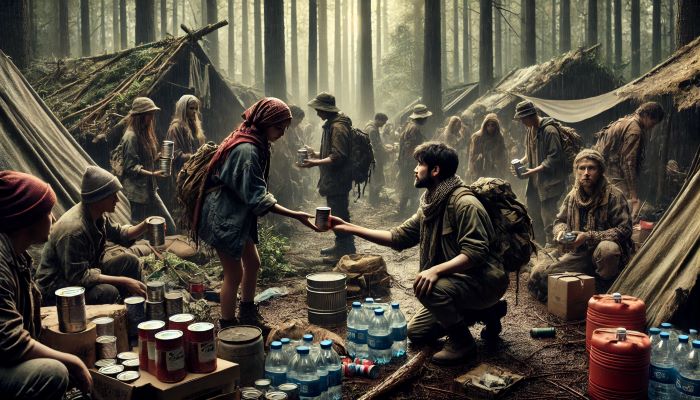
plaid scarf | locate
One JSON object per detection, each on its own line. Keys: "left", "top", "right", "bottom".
{"left": 418, "top": 175, "right": 465, "bottom": 270}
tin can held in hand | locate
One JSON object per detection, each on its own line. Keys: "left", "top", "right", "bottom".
{"left": 159, "top": 157, "right": 172, "bottom": 177}
{"left": 511, "top": 159, "right": 527, "bottom": 179}
{"left": 561, "top": 232, "right": 577, "bottom": 244}
{"left": 161, "top": 140, "right": 175, "bottom": 159}
{"left": 146, "top": 217, "right": 166, "bottom": 247}
{"left": 297, "top": 148, "right": 309, "bottom": 166}
{"left": 315, "top": 207, "right": 331, "bottom": 231}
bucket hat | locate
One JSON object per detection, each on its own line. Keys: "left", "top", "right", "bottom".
{"left": 307, "top": 92, "right": 340, "bottom": 113}
{"left": 513, "top": 100, "right": 538, "bottom": 119}
{"left": 409, "top": 104, "right": 433, "bottom": 120}
{"left": 130, "top": 97, "right": 161, "bottom": 114}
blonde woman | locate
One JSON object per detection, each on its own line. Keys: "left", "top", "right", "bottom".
{"left": 167, "top": 95, "right": 206, "bottom": 176}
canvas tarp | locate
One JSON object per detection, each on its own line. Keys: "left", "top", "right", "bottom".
{"left": 0, "top": 51, "right": 130, "bottom": 223}
{"left": 514, "top": 90, "right": 626, "bottom": 123}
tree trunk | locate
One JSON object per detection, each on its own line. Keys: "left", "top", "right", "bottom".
{"left": 462, "top": 0, "right": 470, "bottom": 81}
{"left": 605, "top": 0, "right": 611, "bottom": 66}
{"left": 350, "top": 0, "right": 356, "bottom": 104}
{"left": 101, "top": 0, "right": 106, "bottom": 52}
{"left": 334, "top": 0, "right": 341, "bottom": 96}
{"left": 206, "top": 0, "right": 219, "bottom": 66}
{"left": 81, "top": 0, "right": 91, "bottom": 56}
{"left": 308, "top": 0, "right": 318, "bottom": 99}
{"left": 318, "top": 0, "right": 328, "bottom": 91}
{"left": 668, "top": 0, "right": 674, "bottom": 52}
{"left": 440, "top": 0, "right": 446, "bottom": 86}
{"left": 423, "top": 0, "right": 442, "bottom": 125}
{"left": 159, "top": 0, "right": 165, "bottom": 38}
{"left": 677, "top": 0, "right": 700, "bottom": 48}
{"left": 59, "top": 0, "right": 70, "bottom": 56}
{"left": 264, "top": 0, "right": 286, "bottom": 100}
{"left": 291, "top": 0, "right": 300, "bottom": 99}
{"left": 201, "top": 0, "right": 206, "bottom": 25}
{"left": 413, "top": 0, "right": 422, "bottom": 78}
{"left": 550, "top": 0, "right": 556, "bottom": 57}
{"left": 453, "top": 0, "right": 459, "bottom": 82}
{"left": 359, "top": 0, "right": 374, "bottom": 120}
{"left": 521, "top": 0, "right": 535, "bottom": 66}
{"left": 630, "top": 0, "right": 640, "bottom": 77}
{"left": 242, "top": 0, "right": 250, "bottom": 83}
{"left": 172, "top": 0, "right": 178, "bottom": 37}
{"left": 587, "top": 0, "right": 597, "bottom": 47}
{"left": 254, "top": 0, "right": 262, "bottom": 88}
{"left": 113, "top": 0, "right": 119, "bottom": 51}
{"left": 228, "top": 0, "right": 235, "bottom": 77}
{"left": 559, "top": 0, "right": 570, "bottom": 53}
{"left": 613, "top": 0, "right": 620, "bottom": 67}
{"left": 479, "top": 0, "right": 493, "bottom": 93}
{"left": 120, "top": 0, "right": 127, "bottom": 49}
{"left": 135, "top": 0, "right": 155, "bottom": 45}
{"left": 494, "top": 1, "right": 501, "bottom": 78}
{"left": 0, "top": 0, "right": 30, "bottom": 68}
{"left": 341, "top": 0, "right": 349, "bottom": 105}
{"left": 376, "top": 0, "right": 381, "bottom": 79}
{"left": 651, "top": 0, "right": 660, "bottom": 65}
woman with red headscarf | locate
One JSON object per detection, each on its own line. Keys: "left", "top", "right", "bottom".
{"left": 196, "top": 98, "right": 316, "bottom": 332}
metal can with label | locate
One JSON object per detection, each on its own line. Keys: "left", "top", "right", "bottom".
{"left": 164, "top": 291, "right": 184, "bottom": 316}
{"left": 93, "top": 317, "right": 115, "bottom": 337}
{"left": 187, "top": 322, "right": 217, "bottom": 373}
{"left": 116, "top": 370, "right": 140, "bottom": 383}
{"left": 146, "top": 281, "right": 165, "bottom": 302}
{"left": 55, "top": 286, "right": 87, "bottom": 333}
{"left": 277, "top": 383, "right": 299, "bottom": 400}
{"left": 96, "top": 335, "right": 118, "bottom": 359}
{"left": 137, "top": 320, "right": 166, "bottom": 374}
{"left": 155, "top": 329, "right": 187, "bottom": 383}
{"left": 98, "top": 364, "right": 124, "bottom": 378}
{"left": 168, "top": 313, "right": 195, "bottom": 332}
{"left": 125, "top": 296, "right": 146, "bottom": 340}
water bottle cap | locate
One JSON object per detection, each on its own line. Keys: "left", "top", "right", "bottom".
{"left": 320, "top": 340, "right": 333, "bottom": 348}
{"left": 303, "top": 334, "right": 313, "bottom": 342}
{"left": 374, "top": 308, "right": 384, "bottom": 315}
{"left": 612, "top": 293, "right": 622, "bottom": 303}
{"left": 660, "top": 332, "right": 670, "bottom": 339}
{"left": 661, "top": 322, "right": 673, "bottom": 329}
{"left": 693, "top": 340, "right": 700, "bottom": 349}
{"left": 280, "top": 338, "right": 291, "bottom": 344}
{"left": 271, "top": 341, "right": 282, "bottom": 349}
{"left": 352, "top": 301, "right": 362, "bottom": 308}
{"left": 365, "top": 298, "right": 374, "bottom": 303}
{"left": 391, "top": 302, "right": 399, "bottom": 309}
{"left": 648, "top": 328, "right": 661, "bottom": 335}
{"left": 679, "top": 335, "right": 689, "bottom": 343}
{"left": 690, "top": 329, "right": 698, "bottom": 334}
{"left": 616, "top": 327, "right": 627, "bottom": 341}
{"left": 296, "top": 346, "right": 310, "bottom": 354}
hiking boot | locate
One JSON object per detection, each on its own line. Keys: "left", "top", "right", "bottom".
{"left": 218, "top": 317, "right": 239, "bottom": 330}
{"left": 431, "top": 322, "right": 476, "bottom": 365}
{"left": 320, "top": 246, "right": 337, "bottom": 256}
{"left": 479, "top": 299, "right": 507, "bottom": 341}
{"left": 238, "top": 301, "right": 273, "bottom": 338}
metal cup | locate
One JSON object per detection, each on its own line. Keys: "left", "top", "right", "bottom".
{"left": 315, "top": 207, "right": 331, "bottom": 231}
{"left": 297, "top": 148, "right": 309, "bottom": 165}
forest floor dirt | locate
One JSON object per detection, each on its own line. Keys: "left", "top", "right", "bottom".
{"left": 253, "top": 191, "right": 590, "bottom": 399}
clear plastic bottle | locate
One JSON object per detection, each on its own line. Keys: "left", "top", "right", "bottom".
{"left": 676, "top": 340, "right": 700, "bottom": 399}
{"left": 280, "top": 337, "right": 293, "bottom": 364}
{"left": 649, "top": 327, "right": 662, "bottom": 349}
{"left": 319, "top": 340, "right": 342, "bottom": 400}
{"left": 676, "top": 335, "right": 693, "bottom": 370}
{"left": 363, "top": 298, "right": 376, "bottom": 321}
{"left": 689, "top": 329, "right": 699, "bottom": 342}
{"left": 346, "top": 302, "right": 362, "bottom": 358}
{"left": 649, "top": 331, "right": 677, "bottom": 399}
{"left": 291, "top": 346, "right": 322, "bottom": 400}
{"left": 265, "top": 341, "right": 288, "bottom": 388}
{"left": 388, "top": 302, "right": 407, "bottom": 359}
{"left": 661, "top": 322, "right": 679, "bottom": 342}
{"left": 367, "top": 308, "right": 393, "bottom": 365}
{"left": 303, "top": 333, "right": 321, "bottom": 362}
{"left": 354, "top": 303, "right": 370, "bottom": 359}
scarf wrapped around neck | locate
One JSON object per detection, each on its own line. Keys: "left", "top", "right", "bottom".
{"left": 567, "top": 175, "right": 611, "bottom": 232}
{"left": 418, "top": 175, "right": 465, "bottom": 269}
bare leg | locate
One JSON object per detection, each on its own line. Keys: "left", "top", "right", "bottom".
{"left": 217, "top": 249, "right": 243, "bottom": 321}
{"left": 240, "top": 240, "right": 261, "bottom": 303}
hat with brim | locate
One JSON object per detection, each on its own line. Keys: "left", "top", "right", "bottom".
{"left": 513, "top": 100, "right": 537, "bottom": 119}
{"left": 307, "top": 92, "right": 340, "bottom": 112}
{"left": 130, "top": 97, "right": 161, "bottom": 114}
{"left": 410, "top": 104, "right": 433, "bottom": 120}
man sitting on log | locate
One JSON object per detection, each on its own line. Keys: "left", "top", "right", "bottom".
{"left": 36, "top": 166, "right": 147, "bottom": 305}
{"left": 0, "top": 171, "right": 92, "bottom": 399}
{"left": 528, "top": 149, "right": 634, "bottom": 301}
{"left": 329, "top": 142, "right": 508, "bottom": 365}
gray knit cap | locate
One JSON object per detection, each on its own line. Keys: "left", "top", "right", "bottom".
{"left": 81, "top": 166, "right": 123, "bottom": 204}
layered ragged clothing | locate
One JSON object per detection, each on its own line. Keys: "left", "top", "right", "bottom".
{"left": 468, "top": 116, "right": 508, "bottom": 181}
{"left": 318, "top": 113, "right": 353, "bottom": 197}
{"left": 365, "top": 121, "right": 386, "bottom": 203}
{"left": 397, "top": 121, "right": 426, "bottom": 211}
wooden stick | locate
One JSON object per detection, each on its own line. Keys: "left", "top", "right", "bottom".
{"left": 357, "top": 348, "right": 431, "bottom": 400}
{"left": 544, "top": 378, "right": 587, "bottom": 399}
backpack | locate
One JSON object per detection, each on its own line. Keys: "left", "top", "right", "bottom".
{"left": 543, "top": 119, "right": 583, "bottom": 167}
{"left": 349, "top": 127, "right": 375, "bottom": 200}
{"left": 109, "top": 142, "right": 126, "bottom": 177}
{"left": 175, "top": 141, "right": 219, "bottom": 233}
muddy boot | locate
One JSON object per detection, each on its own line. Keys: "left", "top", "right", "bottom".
{"left": 479, "top": 299, "right": 507, "bottom": 341}
{"left": 218, "top": 317, "right": 239, "bottom": 330}
{"left": 238, "top": 301, "right": 272, "bottom": 338}
{"left": 431, "top": 321, "right": 476, "bottom": 365}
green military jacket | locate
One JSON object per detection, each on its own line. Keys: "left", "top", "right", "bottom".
{"left": 525, "top": 118, "right": 567, "bottom": 201}
{"left": 318, "top": 113, "right": 353, "bottom": 197}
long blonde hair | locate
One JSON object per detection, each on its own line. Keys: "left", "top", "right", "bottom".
{"left": 172, "top": 95, "right": 205, "bottom": 145}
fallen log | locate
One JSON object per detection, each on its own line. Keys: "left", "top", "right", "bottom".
{"left": 357, "top": 348, "right": 431, "bottom": 400}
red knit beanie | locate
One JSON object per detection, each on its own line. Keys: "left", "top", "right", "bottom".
{"left": 0, "top": 171, "right": 57, "bottom": 232}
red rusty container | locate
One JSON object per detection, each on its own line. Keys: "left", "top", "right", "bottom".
{"left": 168, "top": 313, "right": 195, "bottom": 332}
{"left": 588, "top": 327, "right": 651, "bottom": 400}
{"left": 586, "top": 293, "right": 646, "bottom": 352}
{"left": 155, "top": 329, "right": 187, "bottom": 383}
{"left": 137, "top": 320, "right": 165, "bottom": 374}
{"left": 187, "top": 322, "right": 217, "bottom": 373}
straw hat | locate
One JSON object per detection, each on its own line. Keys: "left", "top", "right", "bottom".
{"left": 513, "top": 100, "right": 537, "bottom": 119}
{"left": 409, "top": 104, "right": 432, "bottom": 120}
{"left": 307, "top": 92, "right": 340, "bottom": 113}
{"left": 130, "top": 97, "right": 161, "bottom": 114}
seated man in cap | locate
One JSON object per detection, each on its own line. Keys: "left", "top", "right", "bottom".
{"left": 37, "top": 166, "right": 148, "bottom": 305}
{"left": 398, "top": 104, "right": 431, "bottom": 214}
{"left": 528, "top": 150, "right": 634, "bottom": 301}
{"left": 0, "top": 171, "right": 92, "bottom": 399}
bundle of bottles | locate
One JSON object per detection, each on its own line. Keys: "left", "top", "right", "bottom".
{"left": 346, "top": 299, "right": 407, "bottom": 364}
{"left": 648, "top": 323, "right": 700, "bottom": 399}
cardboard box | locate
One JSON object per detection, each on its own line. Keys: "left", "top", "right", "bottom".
{"left": 40, "top": 322, "right": 97, "bottom": 367}
{"left": 453, "top": 363, "right": 523, "bottom": 399}
{"left": 547, "top": 272, "right": 595, "bottom": 321}
{"left": 91, "top": 358, "right": 239, "bottom": 400}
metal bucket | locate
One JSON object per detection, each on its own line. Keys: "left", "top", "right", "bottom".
{"left": 55, "top": 286, "right": 87, "bottom": 333}
{"left": 158, "top": 157, "right": 172, "bottom": 177}
{"left": 306, "top": 272, "right": 347, "bottom": 327}
{"left": 146, "top": 217, "right": 166, "bottom": 247}
{"left": 217, "top": 325, "right": 264, "bottom": 387}
{"left": 161, "top": 141, "right": 175, "bottom": 159}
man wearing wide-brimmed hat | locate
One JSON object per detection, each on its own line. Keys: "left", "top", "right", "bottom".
{"left": 36, "top": 166, "right": 148, "bottom": 305}
{"left": 301, "top": 92, "right": 356, "bottom": 258}
{"left": 512, "top": 100, "right": 567, "bottom": 246}
{"left": 397, "top": 104, "right": 432, "bottom": 214}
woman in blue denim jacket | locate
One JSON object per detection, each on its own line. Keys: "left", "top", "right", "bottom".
{"left": 197, "top": 98, "right": 316, "bottom": 332}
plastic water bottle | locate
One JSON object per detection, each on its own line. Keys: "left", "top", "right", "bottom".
{"left": 303, "top": 333, "right": 321, "bottom": 362}
{"left": 368, "top": 308, "right": 393, "bottom": 365}
{"left": 353, "top": 303, "right": 370, "bottom": 359}
{"left": 661, "top": 322, "right": 679, "bottom": 342}
{"left": 316, "top": 349, "right": 329, "bottom": 400}
{"left": 388, "top": 302, "right": 407, "bottom": 359}
{"left": 363, "top": 298, "right": 376, "bottom": 321}
{"left": 346, "top": 302, "right": 362, "bottom": 358}
{"left": 676, "top": 335, "right": 693, "bottom": 368}
{"left": 689, "top": 329, "right": 699, "bottom": 342}
{"left": 280, "top": 337, "right": 293, "bottom": 363}
{"left": 265, "top": 341, "right": 288, "bottom": 387}
{"left": 292, "top": 346, "right": 322, "bottom": 400}
{"left": 319, "top": 340, "right": 342, "bottom": 400}
{"left": 649, "top": 331, "right": 676, "bottom": 399}
{"left": 676, "top": 340, "right": 700, "bottom": 399}
{"left": 649, "top": 328, "right": 662, "bottom": 349}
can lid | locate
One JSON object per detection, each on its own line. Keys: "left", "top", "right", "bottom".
{"left": 138, "top": 320, "right": 166, "bottom": 330}
{"left": 679, "top": 335, "right": 689, "bottom": 343}
{"left": 616, "top": 327, "right": 627, "bottom": 341}
{"left": 122, "top": 359, "right": 140, "bottom": 367}
{"left": 54, "top": 286, "right": 85, "bottom": 297}
{"left": 365, "top": 298, "right": 374, "bottom": 303}
{"left": 146, "top": 280, "right": 164, "bottom": 287}
{"left": 146, "top": 217, "right": 165, "bottom": 225}
{"left": 169, "top": 313, "right": 195, "bottom": 323}
{"left": 155, "top": 329, "right": 183, "bottom": 340}
{"left": 188, "top": 322, "right": 214, "bottom": 332}
{"left": 270, "top": 341, "right": 282, "bottom": 349}
{"left": 95, "top": 359, "right": 117, "bottom": 368}
{"left": 296, "top": 346, "right": 310, "bottom": 354}
{"left": 99, "top": 365, "right": 124, "bottom": 375}
{"left": 612, "top": 293, "right": 622, "bottom": 303}
{"left": 255, "top": 378, "right": 271, "bottom": 386}
{"left": 277, "top": 383, "right": 298, "bottom": 391}
{"left": 93, "top": 317, "right": 114, "bottom": 324}
{"left": 164, "top": 291, "right": 183, "bottom": 300}
{"left": 265, "top": 392, "right": 289, "bottom": 400}
{"left": 660, "top": 331, "right": 670, "bottom": 339}
{"left": 303, "top": 333, "right": 313, "bottom": 342}
{"left": 320, "top": 339, "right": 333, "bottom": 348}
{"left": 217, "top": 325, "right": 262, "bottom": 344}
{"left": 117, "top": 352, "right": 138, "bottom": 360}
{"left": 374, "top": 308, "right": 385, "bottom": 316}
{"left": 352, "top": 301, "right": 361, "bottom": 308}
{"left": 124, "top": 296, "right": 145, "bottom": 304}
{"left": 96, "top": 335, "right": 117, "bottom": 344}
{"left": 116, "top": 371, "right": 140, "bottom": 382}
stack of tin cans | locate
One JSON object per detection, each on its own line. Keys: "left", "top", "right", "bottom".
{"left": 341, "top": 357, "right": 379, "bottom": 379}
{"left": 159, "top": 140, "right": 174, "bottom": 177}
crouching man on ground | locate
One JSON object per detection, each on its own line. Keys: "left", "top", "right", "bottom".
{"left": 329, "top": 142, "right": 508, "bottom": 364}
{"left": 37, "top": 166, "right": 147, "bottom": 305}
{"left": 528, "top": 149, "right": 634, "bottom": 301}
{"left": 0, "top": 171, "right": 92, "bottom": 399}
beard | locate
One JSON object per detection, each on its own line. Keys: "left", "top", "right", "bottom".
{"left": 414, "top": 174, "right": 430, "bottom": 188}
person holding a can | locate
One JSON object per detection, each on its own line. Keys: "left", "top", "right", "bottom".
{"left": 527, "top": 149, "right": 634, "bottom": 302}
{"left": 0, "top": 171, "right": 92, "bottom": 398}
{"left": 117, "top": 97, "right": 176, "bottom": 234}
{"left": 193, "top": 97, "right": 317, "bottom": 333}
{"left": 328, "top": 142, "right": 509, "bottom": 365}
{"left": 36, "top": 166, "right": 148, "bottom": 305}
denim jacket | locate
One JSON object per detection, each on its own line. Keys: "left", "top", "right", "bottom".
{"left": 198, "top": 143, "right": 277, "bottom": 258}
